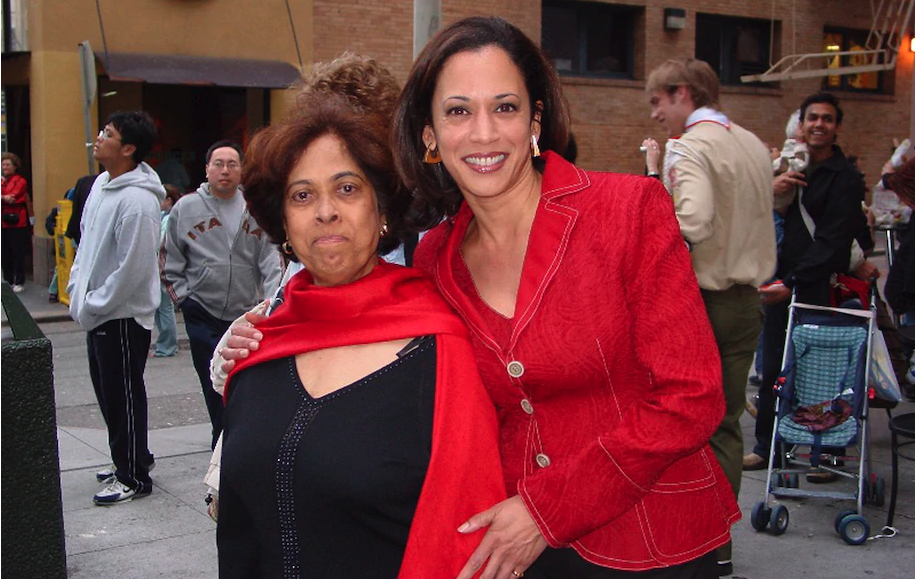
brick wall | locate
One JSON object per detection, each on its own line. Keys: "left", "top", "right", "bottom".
{"left": 311, "top": 0, "right": 913, "bottom": 186}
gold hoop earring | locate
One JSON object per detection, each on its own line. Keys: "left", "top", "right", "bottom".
{"left": 531, "top": 135, "right": 541, "bottom": 158}
{"left": 380, "top": 223, "right": 389, "bottom": 237}
{"left": 423, "top": 145, "right": 442, "bottom": 164}
{"left": 281, "top": 240, "right": 294, "bottom": 255}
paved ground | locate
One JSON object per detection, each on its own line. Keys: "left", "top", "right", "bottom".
{"left": 3, "top": 246, "right": 914, "bottom": 578}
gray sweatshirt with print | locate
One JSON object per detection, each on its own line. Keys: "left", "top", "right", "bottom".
{"left": 67, "top": 163, "right": 166, "bottom": 331}
{"left": 160, "top": 183, "right": 282, "bottom": 321}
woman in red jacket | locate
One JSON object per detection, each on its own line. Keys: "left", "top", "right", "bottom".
{"left": 2, "top": 152, "right": 31, "bottom": 292}
{"left": 391, "top": 17, "right": 739, "bottom": 579}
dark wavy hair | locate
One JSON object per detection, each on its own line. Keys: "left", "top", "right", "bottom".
{"left": 799, "top": 92, "right": 844, "bottom": 125}
{"left": 242, "top": 55, "right": 405, "bottom": 260}
{"left": 392, "top": 16, "right": 571, "bottom": 230}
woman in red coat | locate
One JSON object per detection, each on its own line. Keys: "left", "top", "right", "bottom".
{"left": 2, "top": 152, "right": 31, "bottom": 292}
{"left": 392, "top": 17, "right": 739, "bottom": 579}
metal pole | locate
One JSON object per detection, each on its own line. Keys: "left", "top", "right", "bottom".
{"left": 413, "top": 0, "right": 441, "bottom": 60}
{"left": 78, "top": 41, "right": 97, "bottom": 175}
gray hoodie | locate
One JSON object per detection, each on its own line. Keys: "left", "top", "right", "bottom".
{"left": 68, "top": 163, "right": 166, "bottom": 331}
{"left": 160, "top": 183, "right": 282, "bottom": 321}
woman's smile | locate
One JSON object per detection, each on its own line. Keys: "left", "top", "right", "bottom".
{"left": 463, "top": 153, "right": 508, "bottom": 173}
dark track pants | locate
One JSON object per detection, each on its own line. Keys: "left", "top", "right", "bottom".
{"left": 87, "top": 318, "right": 154, "bottom": 491}
{"left": 180, "top": 298, "right": 233, "bottom": 450}
{"left": 2, "top": 226, "right": 29, "bottom": 285}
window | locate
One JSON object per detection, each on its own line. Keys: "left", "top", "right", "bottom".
{"left": 696, "top": 14, "right": 773, "bottom": 86}
{"left": 823, "top": 28, "right": 884, "bottom": 92}
{"left": 541, "top": 2, "right": 637, "bottom": 78}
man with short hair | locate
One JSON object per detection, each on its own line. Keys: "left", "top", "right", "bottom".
{"left": 747, "top": 93, "right": 868, "bottom": 481}
{"left": 161, "top": 140, "right": 281, "bottom": 449}
{"left": 647, "top": 58, "right": 776, "bottom": 577}
{"left": 68, "top": 111, "right": 164, "bottom": 505}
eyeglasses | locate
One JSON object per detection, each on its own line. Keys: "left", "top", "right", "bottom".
{"left": 97, "top": 129, "right": 121, "bottom": 142}
{"left": 209, "top": 161, "right": 240, "bottom": 171}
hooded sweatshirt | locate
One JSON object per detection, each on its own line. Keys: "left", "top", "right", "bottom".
{"left": 160, "top": 183, "right": 282, "bottom": 321}
{"left": 68, "top": 163, "right": 166, "bottom": 331}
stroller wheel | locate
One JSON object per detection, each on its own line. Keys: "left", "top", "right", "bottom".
{"left": 751, "top": 502, "right": 771, "bottom": 532}
{"left": 873, "top": 477, "right": 886, "bottom": 507}
{"left": 834, "top": 510, "right": 857, "bottom": 533}
{"left": 787, "top": 473, "right": 800, "bottom": 488}
{"left": 769, "top": 505, "right": 789, "bottom": 536}
{"left": 838, "top": 514, "right": 870, "bottom": 545}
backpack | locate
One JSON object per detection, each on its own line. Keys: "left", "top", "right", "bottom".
{"left": 45, "top": 207, "right": 59, "bottom": 236}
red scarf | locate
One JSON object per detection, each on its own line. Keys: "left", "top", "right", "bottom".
{"left": 227, "top": 260, "right": 469, "bottom": 376}
{"left": 226, "top": 260, "right": 506, "bottom": 578}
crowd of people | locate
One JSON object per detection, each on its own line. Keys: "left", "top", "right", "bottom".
{"left": 10, "top": 13, "right": 906, "bottom": 579}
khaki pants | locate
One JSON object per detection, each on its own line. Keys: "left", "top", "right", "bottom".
{"left": 701, "top": 285, "right": 762, "bottom": 564}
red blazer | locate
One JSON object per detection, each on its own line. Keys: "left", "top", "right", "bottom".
{"left": 415, "top": 152, "right": 740, "bottom": 571}
{"left": 1, "top": 174, "right": 29, "bottom": 229}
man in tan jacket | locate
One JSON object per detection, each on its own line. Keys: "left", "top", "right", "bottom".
{"left": 647, "top": 58, "right": 776, "bottom": 578}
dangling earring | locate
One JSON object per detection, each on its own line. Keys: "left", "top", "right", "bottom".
{"left": 282, "top": 240, "right": 294, "bottom": 255}
{"left": 531, "top": 135, "right": 541, "bottom": 158}
{"left": 423, "top": 145, "right": 442, "bottom": 164}
{"left": 379, "top": 223, "right": 389, "bottom": 237}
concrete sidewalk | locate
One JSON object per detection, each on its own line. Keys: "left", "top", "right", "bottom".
{"left": 5, "top": 275, "right": 915, "bottom": 578}
{"left": 4, "top": 280, "right": 218, "bottom": 579}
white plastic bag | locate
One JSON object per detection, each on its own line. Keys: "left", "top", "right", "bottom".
{"left": 871, "top": 181, "right": 912, "bottom": 227}
{"left": 870, "top": 331, "right": 903, "bottom": 402}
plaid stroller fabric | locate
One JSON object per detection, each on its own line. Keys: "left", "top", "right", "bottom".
{"left": 776, "top": 322, "right": 868, "bottom": 448}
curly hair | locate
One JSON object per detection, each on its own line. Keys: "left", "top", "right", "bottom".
{"left": 392, "top": 17, "right": 571, "bottom": 230}
{"left": 243, "top": 54, "right": 405, "bottom": 260}
{"left": 297, "top": 52, "right": 401, "bottom": 123}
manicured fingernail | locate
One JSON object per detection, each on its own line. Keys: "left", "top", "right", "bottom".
{"left": 253, "top": 331, "right": 263, "bottom": 340}
{"left": 458, "top": 522, "right": 470, "bottom": 533}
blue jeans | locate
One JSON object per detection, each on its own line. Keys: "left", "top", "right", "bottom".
{"left": 154, "top": 287, "right": 178, "bottom": 357}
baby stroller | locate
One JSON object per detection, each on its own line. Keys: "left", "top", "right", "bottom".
{"left": 751, "top": 286, "right": 884, "bottom": 545}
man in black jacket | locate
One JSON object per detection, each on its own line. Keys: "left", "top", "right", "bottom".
{"left": 744, "top": 92, "right": 868, "bottom": 479}
{"left": 64, "top": 173, "right": 98, "bottom": 244}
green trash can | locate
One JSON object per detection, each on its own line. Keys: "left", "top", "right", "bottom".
{"left": 1, "top": 280, "right": 67, "bottom": 578}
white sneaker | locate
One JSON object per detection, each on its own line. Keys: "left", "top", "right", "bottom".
{"left": 93, "top": 480, "right": 152, "bottom": 505}
{"left": 96, "top": 459, "right": 155, "bottom": 483}
{"left": 11, "top": 284, "right": 24, "bottom": 293}
{"left": 96, "top": 465, "right": 116, "bottom": 484}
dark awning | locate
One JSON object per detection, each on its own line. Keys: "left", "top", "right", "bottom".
{"left": 94, "top": 51, "right": 302, "bottom": 89}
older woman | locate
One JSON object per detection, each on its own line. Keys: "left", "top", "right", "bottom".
{"left": 2, "top": 152, "right": 31, "bottom": 292}
{"left": 216, "top": 55, "right": 505, "bottom": 578}
{"left": 393, "top": 17, "right": 738, "bottom": 579}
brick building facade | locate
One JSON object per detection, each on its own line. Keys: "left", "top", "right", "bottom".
{"left": 314, "top": 0, "right": 913, "bottom": 183}
{"left": 2, "top": 0, "right": 912, "bottom": 283}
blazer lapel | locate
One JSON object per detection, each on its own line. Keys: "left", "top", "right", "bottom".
{"left": 509, "top": 153, "right": 588, "bottom": 349}
{"left": 432, "top": 152, "right": 590, "bottom": 354}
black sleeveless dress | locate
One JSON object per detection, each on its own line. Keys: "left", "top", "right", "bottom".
{"left": 218, "top": 336, "right": 436, "bottom": 579}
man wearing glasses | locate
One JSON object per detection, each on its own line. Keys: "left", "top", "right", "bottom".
{"left": 160, "top": 140, "right": 282, "bottom": 450}
{"left": 68, "top": 111, "right": 164, "bottom": 505}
